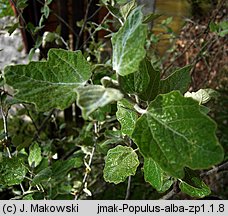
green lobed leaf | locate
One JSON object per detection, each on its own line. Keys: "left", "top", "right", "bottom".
{"left": 103, "top": 145, "right": 140, "bottom": 184}
{"left": 33, "top": 157, "right": 80, "bottom": 186}
{"left": 119, "top": 58, "right": 160, "bottom": 101}
{"left": 0, "top": 156, "right": 27, "bottom": 186}
{"left": 159, "top": 65, "right": 192, "bottom": 94}
{"left": 35, "top": 158, "right": 49, "bottom": 173}
{"left": 180, "top": 180, "right": 211, "bottom": 198}
{"left": 119, "top": 70, "right": 146, "bottom": 94}
{"left": 76, "top": 85, "right": 123, "bottom": 119}
{"left": 144, "top": 157, "right": 173, "bottom": 192}
{"left": 116, "top": 99, "right": 138, "bottom": 137}
{"left": 119, "top": 58, "right": 148, "bottom": 93}
{"left": 138, "top": 59, "right": 160, "bottom": 101}
{"left": 112, "top": 7, "right": 147, "bottom": 76}
{"left": 31, "top": 167, "right": 52, "bottom": 186}
{"left": 28, "top": 142, "right": 42, "bottom": 168}
{"left": 52, "top": 158, "right": 83, "bottom": 179}
{"left": 132, "top": 91, "right": 224, "bottom": 178}
{"left": 179, "top": 169, "right": 211, "bottom": 198}
{"left": 144, "top": 157, "right": 162, "bottom": 190}
{"left": 4, "top": 48, "right": 91, "bottom": 111}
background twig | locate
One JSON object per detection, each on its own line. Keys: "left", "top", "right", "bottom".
{"left": 201, "top": 161, "right": 228, "bottom": 177}
{"left": 160, "top": 181, "right": 180, "bottom": 200}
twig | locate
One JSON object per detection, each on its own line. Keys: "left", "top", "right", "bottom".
{"left": 161, "top": 29, "right": 204, "bottom": 78}
{"left": 125, "top": 176, "right": 132, "bottom": 200}
{"left": 9, "top": 0, "right": 50, "bottom": 58}
{"left": 125, "top": 139, "right": 133, "bottom": 200}
{"left": 1, "top": 90, "right": 26, "bottom": 194}
{"left": 23, "top": 104, "right": 39, "bottom": 134}
{"left": 79, "top": 11, "right": 111, "bottom": 50}
{"left": 200, "top": 161, "right": 228, "bottom": 177}
{"left": 9, "top": 0, "right": 33, "bottom": 34}
{"left": 160, "top": 189, "right": 176, "bottom": 200}
{"left": 87, "top": 7, "right": 102, "bottom": 21}
{"left": 20, "top": 183, "right": 25, "bottom": 194}
{"left": 189, "top": 37, "right": 218, "bottom": 89}
{"left": 160, "top": 181, "right": 180, "bottom": 200}
{"left": 160, "top": 160, "right": 228, "bottom": 200}
{"left": 0, "top": 104, "right": 9, "bottom": 140}
{"left": 75, "top": 121, "right": 98, "bottom": 200}
{"left": 76, "top": 0, "right": 93, "bottom": 50}
{"left": 9, "top": 1, "right": 39, "bottom": 46}
{"left": 161, "top": 0, "right": 226, "bottom": 77}
{"left": 32, "top": 109, "right": 55, "bottom": 141}
{"left": 35, "top": 0, "right": 79, "bottom": 40}
{"left": 0, "top": 91, "right": 11, "bottom": 158}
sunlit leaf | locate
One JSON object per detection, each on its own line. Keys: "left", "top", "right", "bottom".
{"left": 144, "top": 157, "right": 173, "bottom": 192}
{"left": 159, "top": 65, "right": 192, "bottom": 94}
{"left": 31, "top": 167, "right": 52, "bottom": 186}
{"left": 28, "top": 142, "right": 42, "bottom": 168}
{"left": 0, "top": 156, "right": 27, "bottom": 186}
{"left": 116, "top": 99, "right": 138, "bottom": 137}
{"left": 104, "top": 145, "right": 139, "bottom": 184}
{"left": 112, "top": 7, "right": 147, "bottom": 76}
{"left": 132, "top": 91, "right": 224, "bottom": 178}
{"left": 4, "top": 49, "right": 91, "bottom": 111}
{"left": 179, "top": 169, "right": 211, "bottom": 198}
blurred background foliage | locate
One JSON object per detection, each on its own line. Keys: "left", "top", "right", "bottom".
{"left": 0, "top": 0, "right": 14, "bottom": 18}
